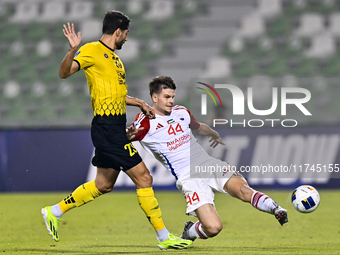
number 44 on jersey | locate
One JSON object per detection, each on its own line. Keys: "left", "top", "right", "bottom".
{"left": 168, "top": 123, "right": 184, "bottom": 136}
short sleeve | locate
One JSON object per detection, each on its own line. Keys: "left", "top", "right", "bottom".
{"left": 186, "top": 109, "right": 200, "bottom": 130}
{"left": 73, "top": 43, "right": 95, "bottom": 70}
{"left": 132, "top": 113, "right": 150, "bottom": 141}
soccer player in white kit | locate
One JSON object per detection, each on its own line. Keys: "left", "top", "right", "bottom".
{"left": 127, "top": 76, "right": 288, "bottom": 241}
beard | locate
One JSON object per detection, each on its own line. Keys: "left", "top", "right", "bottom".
{"left": 115, "top": 39, "right": 125, "bottom": 50}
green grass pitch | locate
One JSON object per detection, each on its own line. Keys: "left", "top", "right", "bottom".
{"left": 0, "top": 190, "right": 339, "bottom": 254}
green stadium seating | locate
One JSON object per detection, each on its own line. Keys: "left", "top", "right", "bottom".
{"left": 24, "top": 23, "right": 49, "bottom": 42}
{"left": 0, "top": 0, "right": 339, "bottom": 128}
{"left": 305, "top": 0, "right": 335, "bottom": 14}
{"left": 125, "top": 60, "right": 147, "bottom": 82}
{"left": 249, "top": 37, "right": 275, "bottom": 59}
{"left": 131, "top": 19, "right": 155, "bottom": 39}
{"left": 0, "top": 2, "right": 11, "bottom": 22}
{"left": 293, "top": 58, "right": 319, "bottom": 77}
{"left": 283, "top": 0, "right": 307, "bottom": 17}
{"left": 140, "top": 39, "right": 164, "bottom": 60}
{"left": 267, "top": 16, "right": 293, "bottom": 38}
{"left": 157, "top": 18, "right": 182, "bottom": 39}
{"left": 264, "top": 58, "right": 288, "bottom": 77}
{"left": 39, "top": 61, "right": 61, "bottom": 84}
{"left": 0, "top": 23, "right": 22, "bottom": 42}
{"left": 276, "top": 37, "right": 303, "bottom": 58}
{"left": 0, "top": 63, "right": 10, "bottom": 83}
{"left": 61, "top": 102, "right": 85, "bottom": 120}
{"left": 322, "top": 57, "right": 340, "bottom": 77}
{"left": 232, "top": 59, "right": 258, "bottom": 78}
{"left": 50, "top": 22, "right": 68, "bottom": 41}
{"left": 124, "top": 0, "right": 146, "bottom": 20}
{"left": 222, "top": 36, "right": 246, "bottom": 58}
{"left": 176, "top": 0, "right": 199, "bottom": 18}
{"left": 15, "top": 62, "right": 38, "bottom": 83}
{"left": 6, "top": 100, "right": 27, "bottom": 122}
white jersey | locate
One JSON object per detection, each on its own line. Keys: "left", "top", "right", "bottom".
{"left": 133, "top": 105, "right": 211, "bottom": 180}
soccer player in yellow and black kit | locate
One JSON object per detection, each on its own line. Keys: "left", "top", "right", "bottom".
{"left": 41, "top": 10, "right": 192, "bottom": 250}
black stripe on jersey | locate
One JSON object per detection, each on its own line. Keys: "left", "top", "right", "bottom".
{"left": 73, "top": 59, "right": 81, "bottom": 71}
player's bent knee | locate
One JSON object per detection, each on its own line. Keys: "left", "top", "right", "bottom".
{"left": 95, "top": 182, "right": 114, "bottom": 193}
{"left": 98, "top": 186, "right": 113, "bottom": 194}
{"left": 205, "top": 223, "right": 223, "bottom": 237}
{"left": 134, "top": 172, "right": 153, "bottom": 189}
{"left": 207, "top": 228, "right": 222, "bottom": 237}
{"left": 210, "top": 226, "right": 223, "bottom": 237}
{"left": 143, "top": 172, "right": 153, "bottom": 185}
{"left": 126, "top": 163, "right": 154, "bottom": 189}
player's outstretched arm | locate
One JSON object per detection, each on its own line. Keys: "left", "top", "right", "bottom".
{"left": 193, "top": 123, "right": 225, "bottom": 148}
{"left": 126, "top": 96, "right": 155, "bottom": 119}
{"left": 59, "top": 23, "right": 82, "bottom": 78}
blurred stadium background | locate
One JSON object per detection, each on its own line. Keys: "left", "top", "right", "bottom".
{"left": 0, "top": 0, "right": 340, "bottom": 192}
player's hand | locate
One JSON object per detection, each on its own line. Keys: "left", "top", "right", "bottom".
{"left": 140, "top": 102, "right": 155, "bottom": 119}
{"left": 63, "top": 23, "right": 82, "bottom": 50}
{"left": 126, "top": 124, "right": 144, "bottom": 140}
{"left": 208, "top": 134, "right": 225, "bottom": 148}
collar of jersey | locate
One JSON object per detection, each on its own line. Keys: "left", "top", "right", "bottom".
{"left": 155, "top": 113, "right": 171, "bottom": 118}
{"left": 99, "top": 40, "right": 115, "bottom": 52}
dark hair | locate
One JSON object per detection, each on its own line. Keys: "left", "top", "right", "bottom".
{"left": 149, "top": 76, "right": 176, "bottom": 97}
{"left": 102, "top": 10, "right": 130, "bottom": 35}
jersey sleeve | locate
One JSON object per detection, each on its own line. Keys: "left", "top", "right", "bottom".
{"left": 186, "top": 109, "right": 201, "bottom": 130}
{"left": 73, "top": 43, "right": 94, "bottom": 70}
{"left": 132, "top": 113, "right": 150, "bottom": 141}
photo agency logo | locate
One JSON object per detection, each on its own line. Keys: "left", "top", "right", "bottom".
{"left": 196, "top": 82, "right": 223, "bottom": 114}
{"left": 196, "top": 82, "right": 312, "bottom": 128}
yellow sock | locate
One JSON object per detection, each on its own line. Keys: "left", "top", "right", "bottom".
{"left": 137, "top": 187, "right": 165, "bottom": 231}
{"left": 58, "top": 180, "right": 102, "bottom": 213}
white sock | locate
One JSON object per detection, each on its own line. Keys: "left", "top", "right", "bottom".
{"left": 156, "top": 227, "right": 170, "bottom": 242}
{"left": 251, "top": 191, "right": 277, "bottom": 213}
{"left": 51, "top": 204, "right": 64, "bottom": 219}
{"left": 188, "top": 221, "right": 208, "bottom": 239}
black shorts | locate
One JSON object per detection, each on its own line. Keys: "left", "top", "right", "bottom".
{"left": 91, "top": 116, "right": 142, "bottom": 171}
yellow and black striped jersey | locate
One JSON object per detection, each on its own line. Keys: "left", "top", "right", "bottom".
{"left": 74, "top": 41, "right": 127, "bottom": 120}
